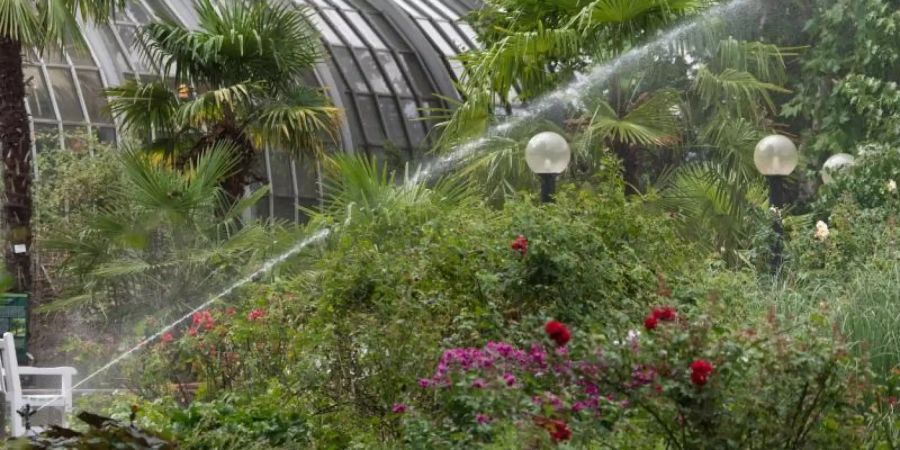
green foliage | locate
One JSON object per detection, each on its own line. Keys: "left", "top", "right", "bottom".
{"left": 406, "top": 301, "right": 869, "bottom": 449}
{"left": 42, "top": 143, "right": 283, "bottom": 330}
{"left": 33, "top": 134, "right": 122, "bottom": 238}
{"left": 781, "top": 0, "right": 900, "bottom": 159}
{"left": 813, "top": 143, "right": 900, "bottom": 214}
{"left": 106, "top": 0, "right": 339, "bottom": 173}
{"left": 0, "top": 0, "right": 117, "bottom": 47}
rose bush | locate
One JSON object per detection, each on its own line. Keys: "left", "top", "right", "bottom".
{"left": 403, "top": 300, "right": 872, "bottom": 449}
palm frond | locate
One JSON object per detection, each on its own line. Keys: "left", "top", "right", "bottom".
{"left": 693, "top": 67, "right": 789, "bottom": 119}
{"left": 106, "top": 80, "right": 179, "bottom": 137}
{"left": 659, "top": 162, "right": 767, "bottom": 261}
{"left": 585, "top": 89, "right": 682, "bottom": 147}
{"left": 140, "top": 0, "right": 321, "bottom": 89}
{"left": 247, "top": 85, "right": 341, "bottom": 157}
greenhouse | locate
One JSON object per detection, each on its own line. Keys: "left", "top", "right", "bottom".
{"left": 0, "top": 0, "right": 898, "bottom": 447}
{"left": 24, "top": 0, "right": 479, "bottom": 220}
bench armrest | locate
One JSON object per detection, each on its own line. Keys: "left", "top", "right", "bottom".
{"left": 17, "top": 367, "right": 77, "bottom": 377}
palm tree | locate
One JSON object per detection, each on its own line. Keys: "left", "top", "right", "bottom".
{"left": 44, "top": 141, "right": 287, "bottom": 326}
{"left": 0, "top": 0, "right": 118, "bottom": 293}
{"left": 106, "top": 0, "right": 340, "bottom": 200}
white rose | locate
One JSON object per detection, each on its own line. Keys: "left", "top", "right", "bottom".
{"left": 888, "top": 179, "right": 897, "bottom": 194}
{"left": 815, "top": 221, "right": 830, "bottom": 241}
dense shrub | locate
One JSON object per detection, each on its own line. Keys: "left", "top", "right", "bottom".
{"left": 403, "top": 300, "right": 870, "bottom": 449}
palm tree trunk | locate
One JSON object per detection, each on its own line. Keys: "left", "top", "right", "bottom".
{"left": 0, "top": 37, "right": 33, "bottom": 293}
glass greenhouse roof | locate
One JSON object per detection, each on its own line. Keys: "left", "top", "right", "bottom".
{"left": 23, "top": 0, "right": 481, "bottom": 220}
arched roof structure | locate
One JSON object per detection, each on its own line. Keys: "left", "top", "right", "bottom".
{"left": 23, "top": 0, "right": 482, "bottom": 221}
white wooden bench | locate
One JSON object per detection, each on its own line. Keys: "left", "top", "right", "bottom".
{"left": 0, "top": 332, "right": 76, "bottom": 436}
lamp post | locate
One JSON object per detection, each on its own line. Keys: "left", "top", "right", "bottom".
{"left": 525, "top": 132, "right": 571, "bottom": 203}
{"left": 754, "top": 134, "right": 798, "bottom": 272}
{"left": 821, "top": 153, "right": 855, "bottom": 184}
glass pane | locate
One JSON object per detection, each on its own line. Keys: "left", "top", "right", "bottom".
{"left": 125, "top": 0, "right": 152, "bottom": 23}
{"left": 439, "top": 22, "right": 471, "bottom": 52}
{"left": 409, "top": 0, "right": 442, "bottom": 19}
{"left": 356, "top": 95, "right": 384, "bottom": 144}
{"left": 272, "top": 196, "right": 296, "bottom": 222}
{"left": 143, "top": 0, "right": 173, "bottom": 21}
{"left": 341, "top": 97, "right": 365, "bottom": 148}
{"left": 367, "top": 15, "right": 409, "bottom": 50}
{"left": 379, "top": 99, "right": 407, "bottom": 147}
{"left": 352, "top": 49, "right": 389, "bottom": 94}
{"left": 331, "top": 0, "right": 355, "bottom": 10}
{"left": 322, "top": 10, "right": 364, "bottom": 47}
{"left": 402, "top": 99, "right": 427, "bottom": 145}
{"left": 295, "top": 156, "right": 319, "bottom": 198}
{"left": 256, "top": 194, "right": 272, "bottom": 219}
{"left": 76, "top": 70, "right": 110, "bottom": 123}
{"left": 40, "top": 45, "right": 67, "bottom": 64}
{"left": 425, "top": 0, "right": 459, "bottom": 19}
{"left": 98, "top": 25, "right": 134, "bottom": 74}
{"left": 416, "top": 20, "right": 456, "bottom": 55}
{"left": 397, "top": 53, "right": 434, "bottom": 96}
{"left": 94, "top": 127, "right": 117, "bottom": 144}
{"left": 118, "top": 25, "right": 151, "bottom": 72}
{"left": 33, "top": 123, "right": 60, "bottom": 153}
{"left": 46, "top": 68, "right": 85, "bottom": 121}
{"left": 24, "top": 66, "right": 56, "bottom": 120}
{"left": 392, "top": 0, "right": 421, "bottom": 18}
{"left": 332, "top": 47, "right": 368, "bottom": 93}
{"left": 344, "top": 11, "right": 386, "bottom": 49}
{"left": 325, "top": 59, "right": 349, "bottom": 94}
{"left": 268, "top": 151, "right": 295, "bottom": 197}
{"left": 63, "top": 125, "right": 90, "bottom": 152}
{"left": 459, "top": 24, "right": 480, "bottom": 45}
{"left": 66, "top": 43, "right": 96, "bottom": 66}
{"left": 311, "top": 13, "right": 343, "bottom": 45}
{"left": 375, "top": 51, "right": 411, "bottom": 96}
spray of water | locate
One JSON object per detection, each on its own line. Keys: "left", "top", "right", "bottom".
{"left": 36, "top": 229, "right": 329, "bottom": 409}
{"left": 39, "top": 0, "right": 764, "bottom": 410}
{"left": 410, "top": 0, "right": 758, "bottom": 184}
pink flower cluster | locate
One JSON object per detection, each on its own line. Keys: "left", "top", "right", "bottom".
{"left": 419, "top": 341, "right": 549, "bottom": 388}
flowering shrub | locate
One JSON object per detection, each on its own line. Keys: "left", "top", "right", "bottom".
{"left": 404, "top": 304, "right": 871, "bottom": 448}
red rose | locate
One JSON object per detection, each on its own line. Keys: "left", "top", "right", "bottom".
{"left": 644, "top": 314, "right": 658, "bottom": 330}
{"left": 652, "top": 306, "right": 677, "bottom": 322}
{"left": 548, "top": 419, "right": 572, "bottom": 442}
{"left": 161, "top": 332, "right": 174, "bottom": 344}
{"left": 248, "top": 309, "right": 266, "bottom": 321}
{"left": 510, "top": 235, "right": 528, "bottom": 256}
{"left": 690, "top": 359, "right": 714, "bottom": 386}
{"left": 544, "top": 320, "right": 571, "bottom": 346}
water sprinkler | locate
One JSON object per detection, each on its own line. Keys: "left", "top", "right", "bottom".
{"left": 525, "top": 132, "right": 571, "bottom": 203}
{"left": 17, "top": 403, "right": 36, "bottom": 433}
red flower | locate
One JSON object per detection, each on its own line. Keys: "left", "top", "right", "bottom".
{"left": 225, "top": 307, "right": 236, "bottom": 316}
{"left": 644, "top": 314, "right": 658, "bottom": 330}
{"left": 548, "top": 419, "right": 572, "bottom": 442}
{"left": 187, "top": 326, "right": 198, "bottom": 337}
{"left": 510, "top": 235, "right": 528, "bottom": 256}
{"left": 248, "top": 309, "right": 266, "bottom": 321}
{"left": 652, "top": 306, "right": 677, "bottom": 322}
{"left": 544, "top": 320, "right": 571, "bottom": 346}
{"left": 192, "top": 311, "right": 215, "bottom": 331}
{"left": 161, "top": 332, "right": 174, "bottom": 344}
{"left": 690, "top": 359, "right": 714, "bottom": 386}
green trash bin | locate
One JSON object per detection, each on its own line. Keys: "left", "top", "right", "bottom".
{"left": 0, "top": 293, "right": 27, "bottom": 363}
